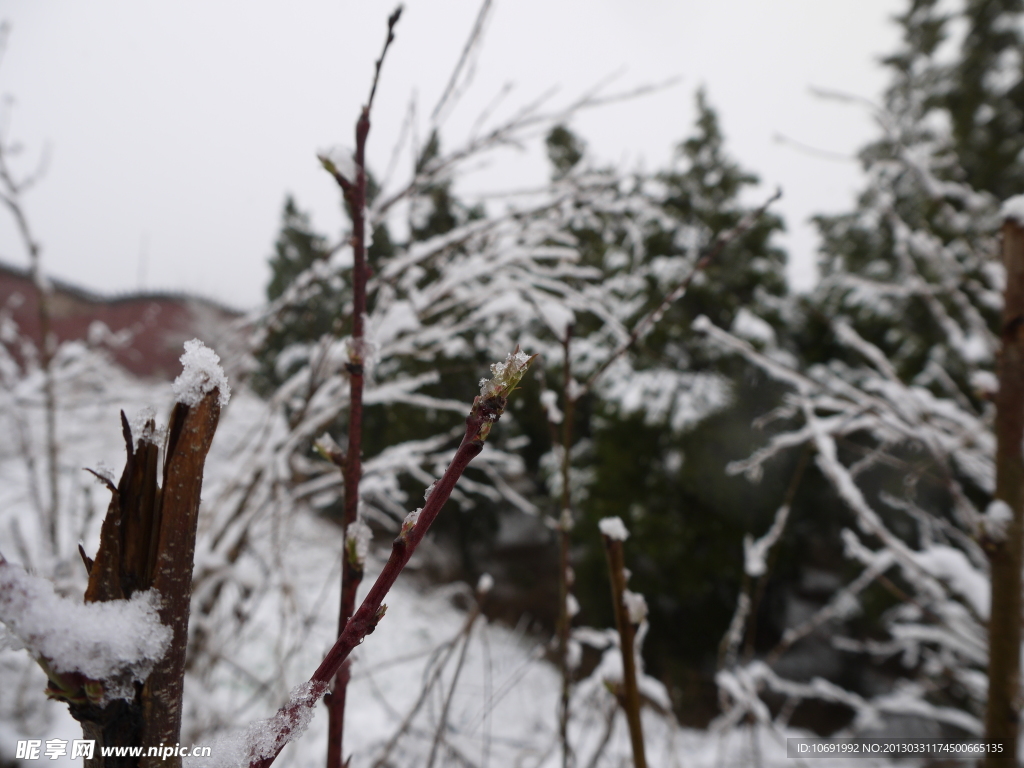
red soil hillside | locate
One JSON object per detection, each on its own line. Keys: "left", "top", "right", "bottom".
{"left": 0, "top": 261, "right": 243, "bottom": 380}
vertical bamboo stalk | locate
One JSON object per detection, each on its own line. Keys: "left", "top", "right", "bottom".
{"left": 984, "top": 214, "right": 1024, "bottom": 768}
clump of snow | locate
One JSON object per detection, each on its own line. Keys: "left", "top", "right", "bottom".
{"left": 345, "top": 520, "right": 372, "bottom": 565}
{"left": 172, "top": 339, "right": 231, "bottom": 408}
{"left": 911, "top": 545, "right": 990, "bottom": 619}
{"left": 539, "top": 389, "right": 564, "bottom": 425}
{"left": 88, "top": 461, "right": 116, "bottom": 488}
{"left": 691, "top": 314, "right": 713, "bottom": 333}
{"left": 401, "top": 508, "right": 422, "bottom": 537}
{"left": 969, "top": 370, "right": 998, "bottom": 398}
{"left": 566, "top": 593, "right": 580, "bottom": 618}
{"left": 423, "top": 480, "right": 438, "bottom": 502}
{"left": 598, "top": 516, "right": 629, "bottom": 541}
{"left": 319, "top": 145, "right": 357, "bottom": 183}
{"left": 0, "top": 560, "right": 170, "bottom": 702}
{"left": 731, "top": 308, "right": 776, "bottom": 346}
{"left": 534, "top": 299, "right": 575, "bottom": 339}
{"left": 314, "top": 432, "right": 343, "bottom": 462}
{"left": 982, "top": 499, "right": 1013, "bottom": 542}
{"left": 743, "top": 504, "right": 792, "bottom": 578}
{"left": 129, "top": 405, "right": 162, "bottom": 447}
{"left": 622, "top": 590, "right": 647, "bottom": 624}
{"left": 600, "top": 368, "right": 731, "bottom": 433}
{"left": 1001, "top": 194, "right": 1024, "bottom": 225}
{"left": 476, "top": 573, "right": 494, "bottom": 595}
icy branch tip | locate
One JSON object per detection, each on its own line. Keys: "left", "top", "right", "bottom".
{"left": 346, "top": 519, "right": 372, "bottom": 566}
{"left": 1002, "top": 195, "right": 1024, "bottom": 226}
{"left": 173, "top": 339, "right": 231, "bottom": 408}
{"left": 479, "top": 347, "right": 536, "bottom": 399}
{"left": 599, "top": 516, "right": 630, "bottom": 541}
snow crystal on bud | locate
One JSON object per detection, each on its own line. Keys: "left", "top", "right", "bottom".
{"left": 172, "top": 339, "right": 230, "bottom": 407}
{"left": 400, "top": 508, "right": 422, "bottom": 538}
{"left": 314, "top": 432, "right": 343, "bottom": 461}
{"left": 0, "top": 561, "right": 170, "bottom": 702}
{"left": 598, "top": 516, "right": 629, "bottom": 541}
{"left": 983, "top": 499, "right": 1013, "bottom": 542}
{"left": 319, "top": 145, "right": 358, "bottom": 183}
{"left": 476, "top": 573, "right": 494, "bottom": 595}
{"left": 622, "top": 590, "right": 648, "bottom": 625}
{"left": 1001, "top": 194, "right": 1024, "bottom": 226}
{"left": 480, "top": 348, "right": 533, "bottom": 398}
{"left": 129, "top": 406, "right": 162, "bottom": 447}
{"left": 89, "top": 461, "right": 116, "bottom": 487}
{"left": 346, "top": 520, "right": 372, "bottom": 564}
{"left": 424, "top": 480, "right": 438, "bottom": 502}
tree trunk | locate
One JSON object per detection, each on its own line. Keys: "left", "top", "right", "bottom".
{"left": 983, "top": 216, "right": 1024, "bottom": 768}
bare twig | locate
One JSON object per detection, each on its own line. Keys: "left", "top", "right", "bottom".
{"left": 320, "top": 10, "right": 402, "bottom": 768}
{"left": 0, "top": 97, "right": 58, "bottom": 557}
{"left": 431, "top": 0, "right": 494, "bottom": 125}
{"left": 372, "top": 600, "right": 482, "bottom": 768}
{"left": 425, "top": 592, "right": 485, "bottom": 768}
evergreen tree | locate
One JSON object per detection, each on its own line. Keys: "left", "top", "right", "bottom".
{"left": 706, "top": 0, "right": 1014, "bottom": 737}
{"left": 945, "top": 0, "right": 1024, "bottom": 199}
{"left": 410, "top": 130, "right": 484, "bottom": 242}
{"left": 535, "top": 94, "right": 791, "bottom": 719}
{"left": 254, "top": 196, "right": 342, "bottom": 395}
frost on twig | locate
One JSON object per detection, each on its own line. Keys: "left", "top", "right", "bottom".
{"left": 478, "top": 347, "right": 534, "bottom": 399}
{"left": 0, "top": 557, "right": 170, "bottom": 703}
{"left": 188, "top": 682, "right": 325, "bottom": 768}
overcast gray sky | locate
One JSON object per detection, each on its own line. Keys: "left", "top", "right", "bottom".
{"left": 0, "top": 1, "right": 903, "bottom": 309}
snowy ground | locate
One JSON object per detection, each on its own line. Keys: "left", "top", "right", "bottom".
{"left": 0, "top": 346, "right": 913, "bottom": 767}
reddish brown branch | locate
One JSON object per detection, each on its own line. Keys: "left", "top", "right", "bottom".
{"left": 251, "top": 353, "right": 532, "bottom": 768}
{"left": 321, "top": 11, "right": 402, "bottom": 768}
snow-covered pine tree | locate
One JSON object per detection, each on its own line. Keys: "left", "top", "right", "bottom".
{"left": 515, "top": 91, "right": 791, "bottom": 727}
{"left": 708, "top": 0, "right": 1023, "bottom": 747}
{"left": 945, "top": 0, "right": 1024, "bottom": 200}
